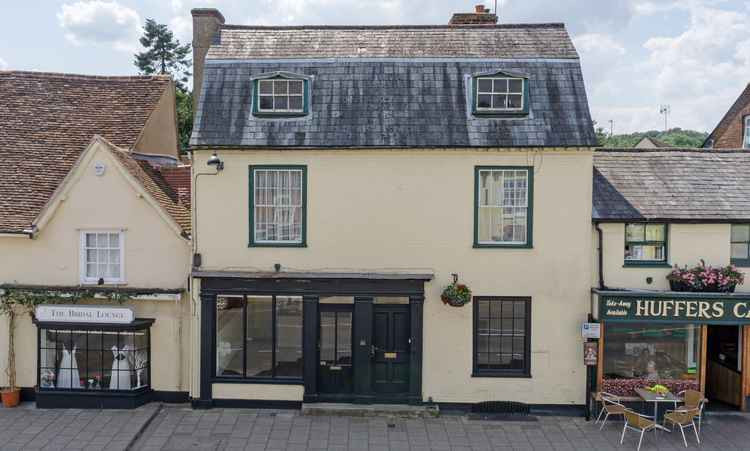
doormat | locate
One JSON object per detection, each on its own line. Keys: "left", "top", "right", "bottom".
{"left": 467, "top": 413, "right": 539, "bottom": 422}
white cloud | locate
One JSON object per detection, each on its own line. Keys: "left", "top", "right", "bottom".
{"left": 0, "top": 57, "right": 7, "bottom": 70}
{"left": 57, "top": 0, "right": 141, "bottom": 52}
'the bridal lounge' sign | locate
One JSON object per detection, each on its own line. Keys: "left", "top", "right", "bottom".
{"left": 35, "top": 305, "right": 134, "bottom": 324}
{"left": 600, "top": 294, "right": 750, "bottom": 324}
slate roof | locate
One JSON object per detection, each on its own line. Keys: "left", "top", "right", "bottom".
{"left": 0, "top": 71, "right": 187, "bottom": 234}
{"left": 192, "top": 21, "right": 596, "bottom": 149}
{"left": 205, "top": 24, "right": 579, "bottom": 60}
{"left": 593, "top": 149, "right": 750, "bottom": 221}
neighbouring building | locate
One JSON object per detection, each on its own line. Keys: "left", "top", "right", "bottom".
{"left": 188, "top": 6, "right": 598, "bottom": 410}
{"left": 0, "top": 71, "right": 192, "bottom": 408}
{"left": 704, "top": 83, "right": 750, "bottom": 149}
{"left": 634, "top": 136, "right": 670, "bottom": 149}
{"left": 591, "top": 148, "right": 750, "bottom": 412}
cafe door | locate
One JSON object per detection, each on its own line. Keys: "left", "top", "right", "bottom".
{"left": 372, "top": 305, "right": 411, "bottom": 395}
{"left": 318, "top": 305, "right": 354, "bottom": 395}
{"left": 706, "top": 325, "right": 743, "bottom": 408}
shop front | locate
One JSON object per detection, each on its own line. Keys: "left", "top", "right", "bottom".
{"left": 193, "top": 271, "right": 432, "bottom": 408}
{"left": 593, "top": 291, "right": 750, "bottom": 411}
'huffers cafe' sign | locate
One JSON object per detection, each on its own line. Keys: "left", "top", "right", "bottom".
{"left": 599, "top": 293, "right": 750, "bottom": 324}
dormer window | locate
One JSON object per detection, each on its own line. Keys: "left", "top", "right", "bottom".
{"left": 252, "top": 74, "right": 310, "bottom": 117}
{"left": 471, "top": 72, "right": 529, "bottom": 116}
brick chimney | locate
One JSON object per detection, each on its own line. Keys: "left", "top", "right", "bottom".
{"left": 191, "top": 8, "right": 225, "bottom": 111}
{"left": 449, "top": 4, "right": 498, "bottom": 25}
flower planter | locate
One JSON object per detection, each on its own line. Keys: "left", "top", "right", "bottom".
{"left": 667, "top": 261, "right": 744, "bottom": 294}
{"left": 1, "top": 388, "right": 20, "bottom": 408}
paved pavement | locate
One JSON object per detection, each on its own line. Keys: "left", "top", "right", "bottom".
{"left": 3, "top": 403, "right": 750, "bottom": 450}
{"left": 132, "top": 406, "right": 750, "bottom": 451}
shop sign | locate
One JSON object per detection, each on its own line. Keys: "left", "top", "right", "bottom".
{"left": 581, "top": 322, "right": 601, "bottom": 339}
{"left": 600, "top": 294, "right": 750, "bottom": 324}
{"left": 583, "top": 342, "right": 598, "bottom": 366}
{"left": 35, "top": 305, "right": 134, "bottom": 324}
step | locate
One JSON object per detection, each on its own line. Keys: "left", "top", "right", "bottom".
{"left": 301, "top": 403, "right": 440, "bottom": 418}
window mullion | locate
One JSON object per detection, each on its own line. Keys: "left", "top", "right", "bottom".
{"left": 271, "top": 296, "right": 277, "bottom": 378}
{"left": 242, "top": 295, "right": 247, "bottom": 377}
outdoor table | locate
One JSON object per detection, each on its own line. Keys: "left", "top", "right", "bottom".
{"left": 635, "top": 387, "right": 680, "bottom": 431}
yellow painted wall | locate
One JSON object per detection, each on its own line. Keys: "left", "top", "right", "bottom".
{"left": 213, "top": 383, "right": 304, "bottom": 401}
{"left": 0, "top": 140, "right": 192, "bottom": 391}
{"left": 134, "top": 85, "right": 179, "bottom": 159}
{"left": 597, "top": 223, "right": 750, "bottom": 293}
{"left": 193, "top": 148, "right": 594, "bottom": 404}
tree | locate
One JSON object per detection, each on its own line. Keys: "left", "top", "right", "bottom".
{"left": 134, "top": 19, "right": 193, "bottom": 151}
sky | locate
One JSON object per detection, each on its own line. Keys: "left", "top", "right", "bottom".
{"left": 1, "top": 0, "right": 749, "bottom": 134}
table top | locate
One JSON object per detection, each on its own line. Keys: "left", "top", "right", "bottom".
{"left": 635, "top": 387, "right": 680, "bottom": 402}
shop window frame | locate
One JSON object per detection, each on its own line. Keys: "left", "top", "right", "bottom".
{"left": 213, "top": 294, "right": 304, "bottom": 385}
{"left": 471, "top": 296, "right": 532, "bottom": 378}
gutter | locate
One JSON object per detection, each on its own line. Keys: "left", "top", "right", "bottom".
{"left": 595, "top": 222, "right": 607, "bottom": 290}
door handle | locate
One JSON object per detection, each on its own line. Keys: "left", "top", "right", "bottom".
{"left": 370, "top": 345, "right": 376, "bottom": 357}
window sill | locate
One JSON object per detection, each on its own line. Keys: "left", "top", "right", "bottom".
{"left": 622, "top": 262, "right": 671, "bottom": 268}
{"left": 731, "top": 259, "right": 750, "bottom": 268}
{"left": 252, "top": 112, "right": 308, "bottom": 118}
{"left": 248, "top": 242, "right": 307, "bottom": 248}
{"left": 474, "top": 243, "right": 532, "bottom": 249}
{"left": 79, "top": 280, "right": 127, "bottom": 285}
{"left": 471, "top": 372, "right": 531, "bottom": 379}
{"left": 212, "top": 377, "right": 304, "bottom": 385}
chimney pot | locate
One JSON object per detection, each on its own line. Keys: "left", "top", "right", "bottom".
{"left": 449, "top": 5, "right": 498, "bottom": 25}
{"left": 475, "top": 5, "right": 486, "bottom": 13}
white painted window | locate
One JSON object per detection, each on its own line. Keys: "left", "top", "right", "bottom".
{"left": 80, "top": 231, "right": 124, "bottom": 284}
{"left": 257, "top": 79, "right": 305, "bottom": 113}
{"left": 476, "top": 77, "right": 524, "bottom": 112}
{"left": 744, "top": 117, "right": 750, "bottom": 149}
{"left": 252, "top": 168, "right": 305, "bottom": 245}
{"left": 477, "top": 169, "right": 530, "bottom": 245}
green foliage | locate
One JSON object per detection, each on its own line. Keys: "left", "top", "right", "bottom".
{"left": 134, "top": 19, "right": 191, "bottom": 89}
{"left": 176, "top": 89, "right": 193, "bottom": 152}
{"left": 599, "top": 128, "right": 709, "bottom": 148}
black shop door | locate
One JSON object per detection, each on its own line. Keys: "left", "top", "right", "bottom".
{"left": 372, "top": 305, "right": 410, "bottom": 395}
{"left": 318, "top": 305, "right": 354, "bottom": 394}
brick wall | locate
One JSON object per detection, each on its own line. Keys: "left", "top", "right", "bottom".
{"left": 710, "top": 84, "right": 750, "bottom": 148}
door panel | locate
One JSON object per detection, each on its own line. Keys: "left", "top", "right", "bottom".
{"left": 318, "top": 306, "right": 353, "bottom": 394}
{"left": 373, "top": 306, "right": 410, "bottom": 395}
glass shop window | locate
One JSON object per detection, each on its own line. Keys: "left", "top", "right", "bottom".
{"left": 602, "top": 323, "right": 700, "bottom": 397}
{"left": 38, "top": 325, "right": 151, "bottom": 391}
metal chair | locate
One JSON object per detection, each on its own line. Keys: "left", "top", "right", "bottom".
{"left": 664, "top": 407, "right": 700, "bottom": 447}
{"left": 677, "top": 389, "right": 707, "bottom": 433}
{"left": 595, "top": 392, "right": 626, "bottom": 430}
{"left": 620, "top": 408, "right": 657, "bottom": 451}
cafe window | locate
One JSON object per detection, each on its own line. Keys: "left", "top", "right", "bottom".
{"left": 602, "top": 323, "right": 701, "bottom": 397}
{"left": 731, "top": 224, "right": 750, "bottom": 266}
{"left": 473, "top": 297, "right": 531, "bottom": 377}
{"left": 37, "top": 321, "right": 152, "bottom": 392}
{"left": 215, "top": 295, "right": 303, "bottom": 380}
{"left": 625, "top": 223, "right": 667, "bottom": 265}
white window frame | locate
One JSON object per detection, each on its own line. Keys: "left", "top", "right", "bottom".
{"left": 257, "top": 79, "right": 305, "bottom": 114}
{"left": 475, "top": 77, "right": 525, "bottom": 112}
{"left": 744, "top": 116, "right": 750, "bottom": 149}
{"left": 79, "top": 230, "right": 125, "bottom": 284}
{"left": 252, "top": 168, "right": 305, "bottom": 245}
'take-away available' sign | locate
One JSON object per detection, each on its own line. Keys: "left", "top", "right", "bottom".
{"left": 35, "top": 305, "right": 134, "bottom": 324}
{"left": 600, "top": 295, "right": 750, "bottom": 324}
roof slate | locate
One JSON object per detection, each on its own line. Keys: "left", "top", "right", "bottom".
{"left": 593, "top": 149, "right": 750, "bottom": 221}
{"left": 0, "top": 71, "right": 184, "bottom": 234}
{"left": 206, "top": 24, "right": 579, "bottom": 60}
{"left": 192, "top": 60, "right": 597, "bottom": 148}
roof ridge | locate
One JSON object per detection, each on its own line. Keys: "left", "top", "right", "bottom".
{"left": 596, "top": 148, "right": 750, "bottom": 153}
{"left": 220, "top": 23, "right": 566, "bottom": 31}
{"left": 0, "top": 70, "right": 172, "bottom": 82}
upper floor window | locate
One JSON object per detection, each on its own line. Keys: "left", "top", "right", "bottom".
{"left": 472, "top": 73, "right": 528, "bottom": 116}
{"left": 731, "top": 224, "right": 750, "bottom": 266}
{"left": 744, "top": 117, "right": 750, "bottom": 149}
{"left": 474, "top": 167, "right": 533, "bottom": 248}
{"left": 249, "top": 166, "right": 307, "bottom": 247}
{"left": 625, "top": 223, "right": 667, "bottom": 265}
{"left": 80, "top": 231, "right": 124, "bottom": 284}
{"left": 252, "top": 75, "right": 309, "bottom": 117}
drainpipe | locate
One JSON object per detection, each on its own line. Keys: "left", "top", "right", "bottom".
{"left": 595, "top": 222, "right": 607, "bottom": 290}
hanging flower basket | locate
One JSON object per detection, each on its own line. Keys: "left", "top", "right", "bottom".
{"left": 441, "top": 281, "right": 472, "bottom": 307}
{"left": 667, "top": 260, "right": 744, "bottom": 293}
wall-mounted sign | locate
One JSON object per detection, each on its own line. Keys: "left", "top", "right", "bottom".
{"left": 581, "top": 322, "right": 601, "bottom": 339}
{"left": 35, "top": 305, "right": 134, "bottom": 324}
{"left": 583, "top": 342, "right": 598, "bottom": 366}
{"left": 600, "top": 294, "right": 750, "bottom": 324}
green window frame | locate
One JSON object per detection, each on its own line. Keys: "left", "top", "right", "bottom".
{"left": 472, "top": 297, "right": 532, "bottom": 378}
{"left": 471, "top": 75, "right": 530, "bottom": 117}
{"left": 252, "top": 77, "right": 310, "bottom": 117}
{"left": 731, "top": 224, "right": 750, "bottom": 267}
{"left": 249, "top": 165, "right": 307, "bottom": 247}
{"left": 474, "top": 166, "right": 533, "bottom": 248}
{"left": 624, "top": 223, "right": 669, "bottom": 266}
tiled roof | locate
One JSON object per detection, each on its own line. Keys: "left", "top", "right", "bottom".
{"left": 593, "top": 149, "right": 750, "bottom": 221}
{"left": 192, "top": 60, "right": 597, "bottom": 148}
{"left": 0, "top": 71, "right": 171, "bottom": 233}
{"left": 704, "top": 83, "right": 750, "bottom": 148}
{"left": 206, "top": 24, "right": 579, "bottom": 60}
{"left": 107, "top": 145, "right": 191, "bottom": 236}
